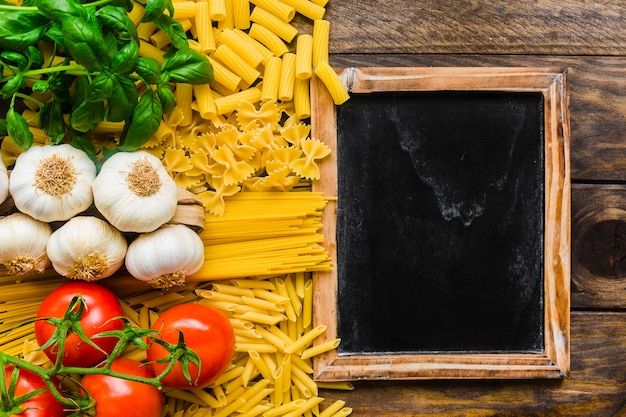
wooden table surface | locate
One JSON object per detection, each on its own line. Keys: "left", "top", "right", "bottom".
{"left": 313, "top": 1, "right": 626, "bottom": 415}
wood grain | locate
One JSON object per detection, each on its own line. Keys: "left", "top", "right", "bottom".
{"left": 315, "top": 0, "right": 626, "bottom": 413}
{"left": 318, "top": 312, "right": 626, "bottom": 417}
{"left": 322, "top": 0, "right": 626, "bottom": 55}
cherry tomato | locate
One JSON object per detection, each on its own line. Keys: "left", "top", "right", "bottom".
{"left": 3, "top": 365, "right": 67, "bottom": 417}
{"left": 34, "top": 281, "right": 125, "bottom": 367}
{"left": 80, "top": 358, "right": 163, "bottom": 417}
{"left": 147, "top": 303, "right": 235, "bottom": 389}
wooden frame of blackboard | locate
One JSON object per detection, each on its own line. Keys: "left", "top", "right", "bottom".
{"left": 310, "top": 67, "right": 571, "bottom": 380}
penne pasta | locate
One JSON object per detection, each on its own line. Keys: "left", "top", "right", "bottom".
{"left": 330, "top": 407, "right": 354, "bottom": 417}
{"left": 300, "top": 338, "right": 340, "bottom": 359}
{"left": 283, "top": 396, "right": 324, "bottom": 417}
{"left": 285, "top": 325, "right": 326, "bottom": 354}
{"left": 302, "top": 278, "right": 313, "bottom": 328}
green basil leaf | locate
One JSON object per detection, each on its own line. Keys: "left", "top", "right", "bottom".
{"left": 86, "top": 72, "right": 115, "bottom": 102}
{"left": 61, "top": 15, "right": 108, "bottom": 71}
{"left": 105, "top": 0, "right": 133, "bottom": 12}
{"left": 142, "top": 0, "right": 166, "bottom": 23}
{"left": 71, "top": 135, "right": 100, "bottom": 168}
{"left": 32, "top": 80, "right": 49, "bottom": 94}
{"left": 97, "top": 5, "right": 138, "bottom": 40}
{"left": 135, "top": 57, "right": 161, "bottom": 84}
{"left": 47, "top": 72, "right": 73, "bottom": 108}
{"left": 118, "top": 90, "right": 162, "bottom": 151}
{"left": 36, "top": 0, "right": 87, "bottom": 24}
{"left": 157, "top": 83, "right": 176, "bottom": 114}
{"left": 69, "top": 99, "right": 105, "bottom": 133}
{"left": 0, "top": 119, "right": 8, "bottom": 137}
{"left": 39, "top": 100, "right": 66, "bottom": 144}
{"left": 72, "top": 76, "right": 89, "bottom": 107}
{"left": 42, "top": 23, "right": 67, "bottom": 50}
{"left": 110, "top": 39, "right": 139, "bottom": 75}
{"left": 0, "top": 73, "right": 25, "bottom": 99}
{"left": 25, "top": 46, "right": 43, "bottom": 69}
{"left": 107, "top": 75, "right": 138, "bottom": 122}
{"left": 6, "top": 107, "right": 34, "bottom": 149}
{"left": 161, "top": 48, "right": 214, "bottom": 84}
{"left": 152, "top": 14, "right": 188, "bottom": 50}
{"left": 0, "top": 51, "right": 28, "bottom": 72}
{"left": 0, "top": 11, "right": 50, "bottom": 51}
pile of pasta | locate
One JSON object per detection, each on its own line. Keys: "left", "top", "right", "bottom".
{"left": 0, "top": 0, "right": 354, "bottom": 415}
{"left": 0, "top": 271, "right": 353, "bottom": 417}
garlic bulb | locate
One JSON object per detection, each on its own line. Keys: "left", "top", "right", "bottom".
{"left": 0, "top": 156, "right": 8, "bottom": 205}
{"left": 93, "top": 151, "right": 178, "bottom": 233}
{"left": 0, "top": 212, "right": 52, "bottom": 275}
{"left": 9, "top": 144, "right": 97, "bottom": 222}
{"left": 46, "top": 216, "right": 128, "bottom": 281}
{"left": 125, "top": 224, "right": 204, "bottom": 288}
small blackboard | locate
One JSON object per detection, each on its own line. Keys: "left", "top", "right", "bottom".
{"left": 311, "top": 67, "right": 571, "bottom": 380}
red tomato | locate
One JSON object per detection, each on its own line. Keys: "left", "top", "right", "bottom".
{"left": 147, "top": 303, "right": 235, "bottom": 389}
{"left": 34, "top": 281, "right": 125, "bottom": 367}
{"left": 80, "top": 358, "right": 163, "bottom": 417}
{"left": 3, "top": 365, "right": 67, "bottom": 417}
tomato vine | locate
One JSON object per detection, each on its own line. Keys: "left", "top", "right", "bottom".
{"left": 0, "top": 295, "right": 205, "bottom": 417}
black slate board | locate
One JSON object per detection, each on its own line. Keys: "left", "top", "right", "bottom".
{"left": 335, "top": 91, "right": 545, "bottom": 355}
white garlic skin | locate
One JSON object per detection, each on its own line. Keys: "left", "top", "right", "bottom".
{"left": 0, "top": 212, "right": 52, "bottom": 275}
{"left": 93, "top": 151, "right": 178, "bottom": 233}
{"left": 46, "top": 216, "right": 128, "bottom": 281}
{"left": 9, "top": 144, "right": 97, "bottom": 222}
{"left": 0, "top": 157, "right": 8, "bottom": 205}
{"left": 125, "top": 224, "right": 204, "bottom": 288}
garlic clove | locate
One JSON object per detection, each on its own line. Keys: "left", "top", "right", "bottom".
{"left": 9, "top": 144, "right": 97, "bottom": 222}
{"left": 0, "top": 212, "right": 52, "bottom": 276}
{"left": 125, "top": 224, "right": 205, "bottom": 289}
{"left": 46, "top": 216, "right": 128, "bottom": 281}
{"left": 93, "top": 151, "right": 178, "bottom": 233}
{"left": 0, "top": 156, "right": 8, "bottom": 205}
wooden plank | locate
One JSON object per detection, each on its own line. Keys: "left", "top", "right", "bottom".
{"left": 572, "top": 183, "right": 626, "bottom": 309}
{"left": 321, "top": 0, "right": 626, "bottom": 55}
{"left": 326, "top": 54, "right": 626, "bottom": 182}
{"left": 318, "top": 312, "right": 626, "bottom": 416}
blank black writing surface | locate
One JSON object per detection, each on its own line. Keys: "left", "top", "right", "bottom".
{"left": 335, "top": 91, "right": 545, "bottom": 355}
